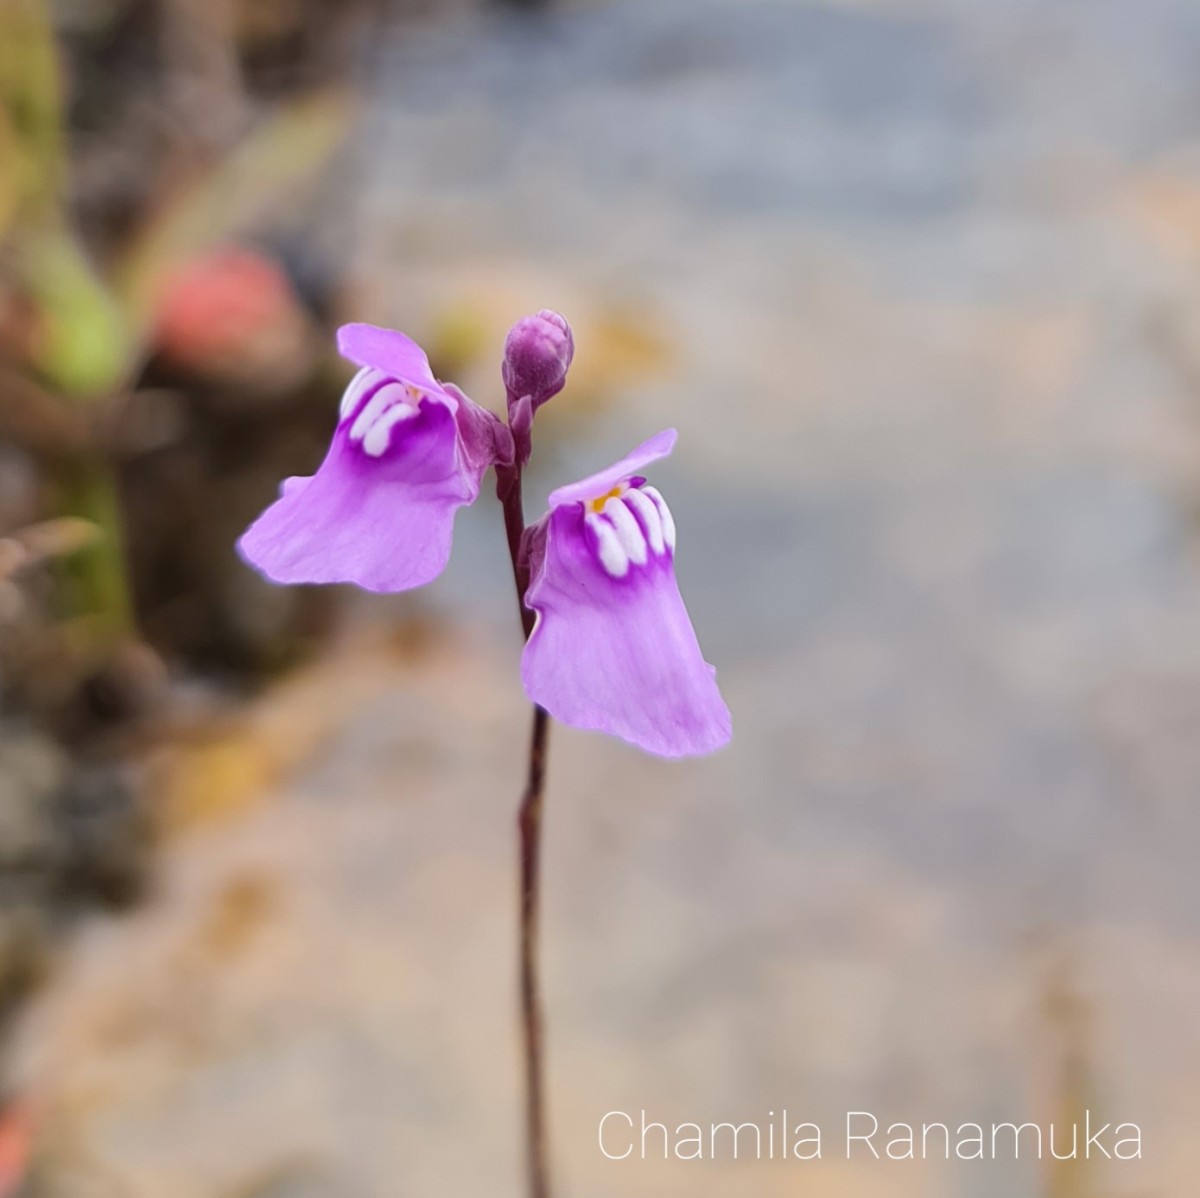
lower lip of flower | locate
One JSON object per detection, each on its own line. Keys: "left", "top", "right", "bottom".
{"left": 583, "top": 483, "right": 675, "bottom": 578}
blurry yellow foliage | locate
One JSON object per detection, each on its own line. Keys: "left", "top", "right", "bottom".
{"left": 161, "top": 731, "right": 280, "bottom": 833}
{"left": 0, "top": 109, "right": 24, "bottom": 241}
{"left": 427, "top": 303, "right": 493, "bottom": 382}
{"left": 576, "top": 307, "right": 673, "bottom": 397}
{"left": 157, "top": 628, "right": 408, "bottom": 835}
{"left": 18, "top": 229, "right": 133, "bottom": 400}
{"left": 0, "top": 0, "right": 65, "bottom": 217}
{"left": 0, "top": 0, "right": 135, "bottom": 400}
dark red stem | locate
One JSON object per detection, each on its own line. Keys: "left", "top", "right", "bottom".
{"left": 497, "top": 457, "right": 552, "bottom": 1198}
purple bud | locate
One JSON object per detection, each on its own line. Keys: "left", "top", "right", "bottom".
{"left": 502, "top": 310, "right": 574, "bottom": 410}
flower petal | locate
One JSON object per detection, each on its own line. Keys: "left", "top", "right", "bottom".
{"left": 548, "top": 428, "right": 677, "bottom": 508}
{"left": 521, "top": 499, "right": 731, "bottom": 757}
{"left": 238, "top": 400, "right": 476, "bottom": 592}
{"left": 337, "top": 323, "right": 442, "bottom": 394}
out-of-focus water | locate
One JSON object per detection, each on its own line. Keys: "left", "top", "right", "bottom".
{"left": 16, "top": 1, "right": 1200, "bottom": 1195}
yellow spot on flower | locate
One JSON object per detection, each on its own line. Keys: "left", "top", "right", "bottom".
{"left": 588, "top": 485, "right": 626, "bottom": 513}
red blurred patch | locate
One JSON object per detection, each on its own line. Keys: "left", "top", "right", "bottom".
{"left": 154, "top": 247, "right": 297, "bottom": 370}
{"left": 0, "top": 1101, "right": 34, "bottom": 1196}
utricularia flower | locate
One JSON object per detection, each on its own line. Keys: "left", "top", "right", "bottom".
{"left": 238, "top": 323, "right": 509, "bottom": 592}
{"left": 520, "top": 429, "right": 730, "bottom": 757}
{"left": 237, "top": 317, "right": 731, "bottom": 757}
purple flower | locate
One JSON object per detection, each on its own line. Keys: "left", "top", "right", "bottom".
{"left": 520, "top": 429, "right": 731, "bottom": 757}
{"left": 237, "top": 323, "right": 508, "bottom": 593}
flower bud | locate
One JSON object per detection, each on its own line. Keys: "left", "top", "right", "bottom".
{"left": 502, "top": 310, "right": 574, "bottom": 410}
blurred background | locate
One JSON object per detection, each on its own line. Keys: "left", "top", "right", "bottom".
{"left": 1, "top": 0, "right": 1200, "bottom": 1194}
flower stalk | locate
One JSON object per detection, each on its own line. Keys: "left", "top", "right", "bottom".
{"left": 498, "top": 452, "right": 555, "bottom": 1190}
{"left": 516, "top": 702, "right": 550, "bottom": 1198}
{"left": 496, "top": 316, "right": 565, "bottom": 1197}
